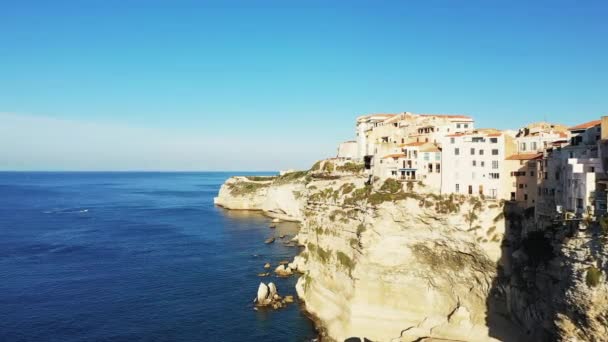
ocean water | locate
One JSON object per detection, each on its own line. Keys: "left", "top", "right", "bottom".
{"left": 0, "top": 172, "right": 317, "bottom": 342}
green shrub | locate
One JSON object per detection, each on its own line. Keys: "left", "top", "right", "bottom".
{"left": 227, "top": 181, "right": 269, "bottom": 195}
{"left": 244, "top": 176, "right": 277, "bottom": 181}
{"left": 322, "top": 161, "right": 335, "bottom": 173}
{"left": 493, "top": 212, "right": 505, "bottom": 223}
{"left": 336, "top": 251, "right": 355, "bottom": 275}
{"left": 275, "top": 170, "right": 309, "bottom": 185}
{"left": 600, "top": 216, "right": 608, "bottom": 235}
{"left": 310, "top": 161, "right": 322, "bottom": 171}
{"left": 340, "top": 183, "right": 356, "bottom": 195}
{"left": 336, "top": 162, "right": 364, "bottom": 173}
{"left": 380, "top": 178, "right": 403, "bottom": 194}
{"left": 586, "top": 266, "right": 602, "bottom": 287}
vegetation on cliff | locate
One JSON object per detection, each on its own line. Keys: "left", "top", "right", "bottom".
{"left": 227, "top": 181, "right": 270, "bottom": 195}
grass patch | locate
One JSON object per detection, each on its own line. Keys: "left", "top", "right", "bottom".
{"left": 586, "top": 266, "right": 602, "bottom": 287}
{"left": 227, "top": 181, "right": 269, "bottom": 195}
{"left": 322, "top": 161, "right": 335, "bottom": 173}
{"left": 244, "top": 176, "right": 277, "bottom": 181}
{"left": 275, "top": 170, "right": 309, "bottom": 185}
{"left": 336, "top": 251, "right": 355, "bottom": 275}
{"left": 336, "top": 162, "right": 364, "bottom": 173}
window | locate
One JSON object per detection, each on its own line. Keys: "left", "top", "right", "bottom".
{"left": 492, "top": 149, "right": 499, "bottom": 155}
{"left": 428, "top": 163, "right": 433, "bottom": 172}
{"left": 455, "top": 184, "right": 460, "bottom": 193}
{"left": 455, "top": 148, "right": 460, "bottom": 155}
{"left": 524, "top": 194, "right": 528, "bottom": 201}
{"left": 479, "top": 149, "right": 484, "bottom": 155}
{"left": 531, "top": 142, "right": 537, "bottom": 150}
{"left": 490, "top": 138, "right": 498, "bottom": 143}
{"left": 457, "top": 124, "right": 461, "bottom": 128}
{"left": 472, "top": 160, "right": 477, "bottom": 167}
{"left": 520, "top": 142, "right": 526, "bottom": 151}
{"left": 481, "top": 161, "right": 485, "bottom": 167}
{"left": 518, "top": 184, "right": 524, "bottom": 189}
{"left": 489, "top": 173, "right": 500, "bottom": 179}
{"left": 470, "top": 148, "right": 475, "bottom": 155}
{"left": 492, "top": 161, "right": 499, "bottom": 169}
{"left": 435, "top": 153, "right": 440, "bottom": 161}
{"left": 530, "top": 171, "right": 535, "bottom": 177}
{"left": 436, "top": 163, "right": 440, "bottom": 173}
{"left": 424, "top": 153, "right": 430, "bottom": 161}
{"left": 450, "top": 137, "right": 455, "bottom": 144}
{"left": 464, "top": 124, "right": 469, "bottom": 128}
{"left": 490, "top": 189, "right": 497, "bottom": 199}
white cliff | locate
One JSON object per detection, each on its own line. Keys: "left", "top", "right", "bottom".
{"left": 216, "top": 159, "right": 608, "bottom": 341}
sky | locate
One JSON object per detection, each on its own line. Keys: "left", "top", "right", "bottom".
{"left": 1, "top": 0, "right": 607, "bottom": 171}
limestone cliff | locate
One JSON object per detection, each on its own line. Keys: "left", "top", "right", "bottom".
{"left": 214, "top": 160, "right": 608, "bottom": 341}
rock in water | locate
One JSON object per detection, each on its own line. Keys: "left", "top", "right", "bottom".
{"left": 264, "top": 237, "right": 275, "bottom": 244}
{"left": 284, "top": 295, "right": 294, "bottom": 303}
{"left": 264, "top": 262, "right": 271, "bottom": 269}
{"left": 256, "top": 283, "right": 269, "bottom": 304}
{"left": 272, "top": 218, "right": 281, "bottom": 223}
{"left": 274, "top": 264, "right": 293, "bottom": 276}
{"left": 268, "top": 282, "right": 277, "bottom": 298}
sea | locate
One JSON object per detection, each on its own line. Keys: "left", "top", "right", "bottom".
{"left": 0, "top": 172, "right": 317, "bottom": 342}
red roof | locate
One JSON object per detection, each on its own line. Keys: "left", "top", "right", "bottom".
{"left": 506, "top": 153, "right": 543, "bottom": 160}
{"left": 569, "top": 120, "right": 601, "bottom": 131}
{"left": 382, "top": 153, "right": 404, "bottom": 159}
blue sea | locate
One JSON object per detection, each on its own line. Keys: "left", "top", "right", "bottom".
{"left": 0, "top": 172, "right": 317, "bottom": 342}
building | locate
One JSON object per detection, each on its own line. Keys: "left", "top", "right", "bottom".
{"left": 440, "top": 129, "right": 516, "bottom": 199}
{"left": 376, "top": 142, "right": 442, "bottom": 191}
{"left": 337, "top": 141, "right": 358, "bottom": 159}
{"left": 536, "top": 119, "right": 605, "bottom": 222}
{"left": 504, "top": 153, "right": 542, "bottom": 207}
{"left": 514, "top": 122, "right": 569, "bottom": 154}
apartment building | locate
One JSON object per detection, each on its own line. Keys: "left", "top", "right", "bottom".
{"left": 514, "top": 122, "right": 569, "bottom": 154}
{"left": 504, "top": 153, "right": 542, "bottom": 208}
{"left": 536, "top": 119, "right": 605, "bottom": 221}
{"left": 440, "top": 129, "right": 516, "bottom": 199}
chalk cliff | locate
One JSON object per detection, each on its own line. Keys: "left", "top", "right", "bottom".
{"left": 215, "top": 160, "right": 608, "bottom": 341}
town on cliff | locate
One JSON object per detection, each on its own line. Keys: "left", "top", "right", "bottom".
{"left": 215, "top": 111, "right": 608, "bottom": 342}
{"left": 337, "top": 112, "right": 606, "bottom": 224}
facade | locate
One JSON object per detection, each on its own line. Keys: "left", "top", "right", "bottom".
{"left": 514, "top": 122, "right": 569, "bottom": 154}
{"left": 349, "top": 111, "right": 608, "bottom": 223}
{"left": 504, "top": 153, "right": 542, "bottom": 208}
{"left": 337, "top": 141, "right": 358, "bottom": 159}
{"left": 440, "top": 130, "right": 516, "bottom": 199}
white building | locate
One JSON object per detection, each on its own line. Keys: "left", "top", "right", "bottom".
{"left": 440, "top": 130, "right": 516, "bottom": 199}
{"left": 337, "top": 141, "right": 358, "bottom": 159}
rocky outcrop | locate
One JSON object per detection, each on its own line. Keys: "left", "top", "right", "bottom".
{"left": 214, "top": 174, "right": 307, "bottom": 221}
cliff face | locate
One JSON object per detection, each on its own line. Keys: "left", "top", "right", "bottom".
{"left": 214, "top": 163, "right": 608, "bottom": 341}
{"left": 497, "top": 211, "right": 608, "bottom": 342}
{"left": 293, "top": 177, "right": 521, "bottom": 342}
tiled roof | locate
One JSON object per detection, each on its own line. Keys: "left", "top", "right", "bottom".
{"left": 421, "top": 145, "right": 441, "bottom": 152}
{"left": 382, "top": 153, "right": 404, "bottom": 159}
{"left": 402, "top": 142, "right": 426, "bottom": 147}
{"left": 506, "top": 153, "right": 543, "bottom": 160}
{"left": 569, "top": 119, "right": 601, "bottom": 130}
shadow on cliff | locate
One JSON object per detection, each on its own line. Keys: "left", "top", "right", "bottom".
{"left": 485, "top": 202, "right": 560, "bottom": 342}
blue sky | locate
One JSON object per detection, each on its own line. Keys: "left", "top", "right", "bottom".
{"left": 1, "top": 0, "right": 607, "bottom": 170}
